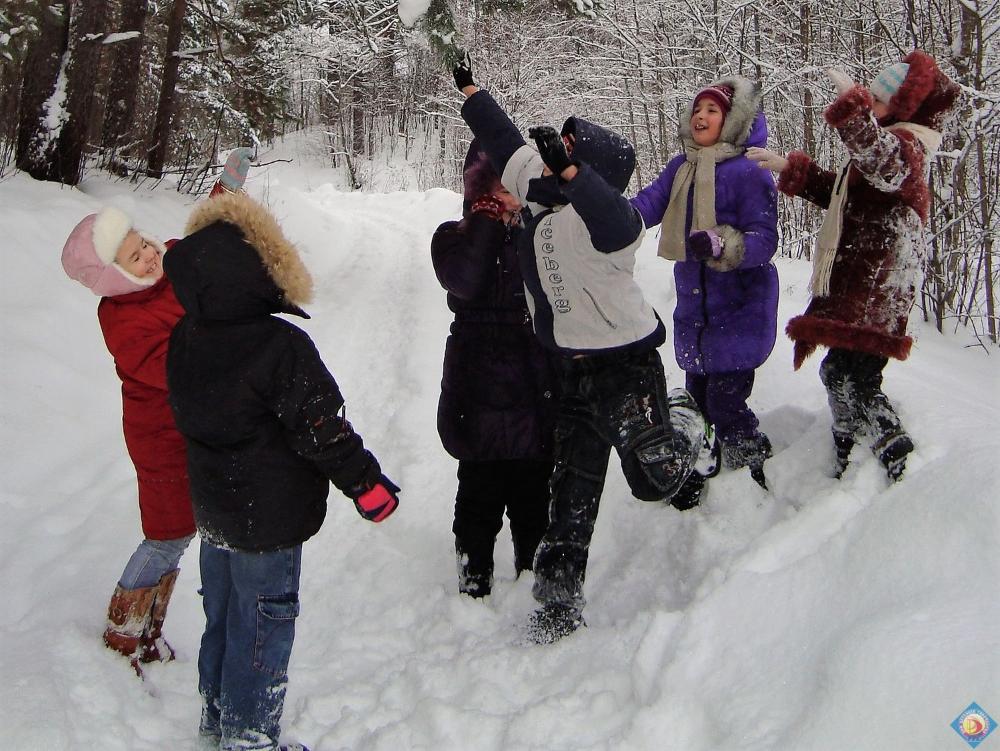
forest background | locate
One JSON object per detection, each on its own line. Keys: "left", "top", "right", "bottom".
{"left": 1, "top": 0, "right": 996, "bottom": 347}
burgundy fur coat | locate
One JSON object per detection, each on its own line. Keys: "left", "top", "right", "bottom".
{"left": 779, "top": 51, "right": 959, "bottom": 368}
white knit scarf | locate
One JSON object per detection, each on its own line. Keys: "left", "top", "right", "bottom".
{"left": 809, "top": 122, "right": 943, "bottom": 297}
{"left": 658, "top": 142, "right": 743, "bottom": 261}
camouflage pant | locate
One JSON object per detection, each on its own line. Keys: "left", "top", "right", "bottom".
{"left": 532, "top": 349, "right": 703, "bottom": 611}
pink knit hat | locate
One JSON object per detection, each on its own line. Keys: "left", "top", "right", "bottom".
{"left": 62, "top": 207, "right": 159, "bottom": 297}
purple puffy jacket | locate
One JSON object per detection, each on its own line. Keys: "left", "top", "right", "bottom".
{"left": 632, "top": 98, "right": 779, "bottom": 375}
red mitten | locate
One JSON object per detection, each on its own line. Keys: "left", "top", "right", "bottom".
{"left": 470, "top": 194, "right": 505, "bottom": 221}
{"left": 353, "top": 475, "right": 400, "bottom": 522}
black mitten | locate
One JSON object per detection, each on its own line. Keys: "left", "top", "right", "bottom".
{"left": 453, "top": 53, "right": 474, "bottom": 91}
{"left": 528, "top": 126, "right": 573, "bottom": 175}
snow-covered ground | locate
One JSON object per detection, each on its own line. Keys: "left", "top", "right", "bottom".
{"left": 1, "top": 134, "right": 998, "bottom": 750}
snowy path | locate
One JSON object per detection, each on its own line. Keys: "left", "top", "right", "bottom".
{"left": 1, "top": 152, "right": 998, "bottom": 750}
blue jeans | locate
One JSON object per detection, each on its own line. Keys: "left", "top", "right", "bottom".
{"left": 119, "top": 534, "right": 194, "bottom": 589}
{"left": 198, "top": 541, "right": 302, "bottom": 751}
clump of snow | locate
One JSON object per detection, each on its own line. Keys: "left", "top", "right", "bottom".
{"left": 398, "top": 0, "right": 433, "bottom": 28}
{"left": 0, "top": 133, "right": 997, "bottom": 750}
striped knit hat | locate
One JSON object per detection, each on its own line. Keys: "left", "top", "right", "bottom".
{"left": 870, "top": 63, "right": 911, "bottom": 104}
{"left": 694, "top": 84, "right": 735, "bottom": 113}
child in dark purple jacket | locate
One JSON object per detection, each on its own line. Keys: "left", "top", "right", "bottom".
{"left": 432, "top": 143, "right": 557, "bottom": 598}
{"left": 632, "top": 76, "right": 779, "bottom": 492}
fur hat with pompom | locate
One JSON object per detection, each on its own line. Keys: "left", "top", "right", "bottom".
{"left": 62, "top": 207, "right": 162, "bottom": 297}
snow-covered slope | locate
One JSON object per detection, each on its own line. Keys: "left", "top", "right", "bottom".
{"left": 1, "top": 139, "right": 997, "bottom": 750}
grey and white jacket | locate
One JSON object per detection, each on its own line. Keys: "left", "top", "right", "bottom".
{"left": 461, "top": 90, "right": 665, "bottom": 357}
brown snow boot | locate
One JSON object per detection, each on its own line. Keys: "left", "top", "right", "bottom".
{"left": 103, "top": 583, "right": 156, "bottom": 676}
{"left": 138, "top": 568, "right": 180, "bottom": 664}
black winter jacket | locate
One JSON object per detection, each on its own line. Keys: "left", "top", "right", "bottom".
{"left": 432, "top": 212, "right": 556, "bottom": 461}
{"left": 165, "top": 193, "right": 383, "bottom": 552}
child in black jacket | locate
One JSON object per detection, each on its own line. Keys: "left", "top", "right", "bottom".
{"left": 165, "top": 191, "right": 399, "bottom": 751}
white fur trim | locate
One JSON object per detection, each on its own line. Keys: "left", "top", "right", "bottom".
{"left": 108, "top": 230, "right": 164, "bottom": 289}
{"left": 91, "top": 206, "right": 133, "bottom": 265}
{"left": 679, "top": 75, "right": 762, "bottom": 149}
{"left": 110, "top": 262, "right": 158, "bottom": 288}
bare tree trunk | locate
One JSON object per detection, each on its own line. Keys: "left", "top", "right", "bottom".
{"left": 147, "top": 0, "right": 187, "bottom": 178}
{"left": 101, "top": 0, "right": 149, "bottom": 153}
{"left": 15, "top": 0, "right": 70, "bottom": 179}
{"left": 800, "top": 1, "right": 815, "bottom": 156}
{"left": 16, "top": 0, "right": 109, "bottom": 184}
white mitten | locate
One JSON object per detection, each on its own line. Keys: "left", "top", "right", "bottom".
{"left": 746, "top": 147, "right": 789, "bottom": 173}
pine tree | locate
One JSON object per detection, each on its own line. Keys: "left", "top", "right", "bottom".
{"left": 15, "top": 0, "right": 110, "bottom": 184}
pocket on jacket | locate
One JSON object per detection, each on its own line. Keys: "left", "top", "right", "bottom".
{"left": 253, "top": 594, "right": 300, "bottom": 678}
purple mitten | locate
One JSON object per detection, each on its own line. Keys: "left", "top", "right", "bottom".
{"left": 687, "top": 229, "right": 723, "bottom": 261}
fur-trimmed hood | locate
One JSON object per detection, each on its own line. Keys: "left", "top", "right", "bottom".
{"left": 165, "top": 192, "right": 314, "bottom": 320}
{"left": 679, "top": 75, "right": 765, "bottom": 149}
{"left": 885, "top": 50, "right": 960, "bottom": 130}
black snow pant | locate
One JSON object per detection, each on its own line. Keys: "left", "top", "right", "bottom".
{"left": 532, "top": 348, "right": 701, "bottom": 612}
{"left": 819, "top": 348, "right": 908, "bottom": 467}
{"left": 453, "top": 458, "right": 553, "bottom": 597}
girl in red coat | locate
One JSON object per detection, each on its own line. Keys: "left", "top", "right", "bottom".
{"left": 62, "top": 206, "right": 196, "bottom": 674}
{"left": 60, "top": 150, "right": 253, "bottom": 674}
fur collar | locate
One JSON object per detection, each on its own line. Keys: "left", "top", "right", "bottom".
{"left": 185, "top": 191, "right": 313, "bottom": 306}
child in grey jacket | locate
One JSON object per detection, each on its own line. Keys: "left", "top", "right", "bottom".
{"left": 454, "top": 57, "right": 717, "bottom": 643}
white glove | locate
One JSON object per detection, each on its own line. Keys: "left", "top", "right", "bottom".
{"left": 825, "top": 68, "right": 855, "bottom": 96}
{"left": 746, "top": 147, "right": 788, "bottom": 173}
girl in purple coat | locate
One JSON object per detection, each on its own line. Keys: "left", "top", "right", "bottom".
{"left": 632, "top": 77, "right": 779, "bottom": 492}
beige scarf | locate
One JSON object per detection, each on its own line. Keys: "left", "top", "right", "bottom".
{"left": 658, "top": 142, "right": 743, "bottom": 260}
{"left": 809, "top": 122, "right": 943, "bottom": 297}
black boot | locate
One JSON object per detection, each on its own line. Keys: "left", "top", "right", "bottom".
{"left": 669, "top": 470, "right": 706, "bottom": 511}
{"left": 723, "top": 432, "right": 772, "bottom": 489}
{"left": 874, "top": 431, "right": 913, "bottom": 483}
{"left": 525, "top": 604, "right": 585, "bottom": 645}
{"left": 456, "top": 543, "right": 493, "bottom": 598}
{"left": 833, "top": 432, "right": 854, "bottom": 479}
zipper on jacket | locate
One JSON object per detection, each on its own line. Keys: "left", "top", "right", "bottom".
{"left": 582, "top": 287, "right": 618, "bottom": 329}
{"left": 696, "top": 263, "right": 708, "bottom": 361}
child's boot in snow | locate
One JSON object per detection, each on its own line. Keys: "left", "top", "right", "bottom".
{"left": 139, "top": 568, "right": 179, "bottom": 663}
{"left": 664, "top": 402, "right": 719, "bottom": 510}
{"left": 103, "top": 583, "right": 156, "bottom": 675}
{"left": 874, "top": 431, "right": 913, "bottom": 483}
{"left": 669, "top": 470, "right": 706, "bottom": 510}
{"left": 722, "top": 432, "right": 772, "bottom": 489}
{"left": 525, "top": 603, "right": 585, "bottom": 645}
{"left": 833, "top": 432, "right": 854, "bottom": 479}
{"left": 456, "top": 542, "right": 493, "bottom": 599}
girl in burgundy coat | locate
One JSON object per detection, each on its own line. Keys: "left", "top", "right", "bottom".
{"left": 632, "top": 76, "right": 779, "bottom": 494}
{"left": 432, "top": 144, "right": 557, "bottom": 598}
{"left": 59, "top": 149, "right": 253, "bottom": 674}
{"left": 749, "top": 51, "right": 959, "bottom": 482}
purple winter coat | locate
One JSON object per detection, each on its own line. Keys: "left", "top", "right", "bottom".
{"left": 432, "top": 213, "right": 557, "bottom": 462}
{"left": 632, "top": 109, "right": 779, "bottom": 375}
